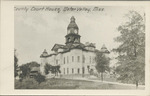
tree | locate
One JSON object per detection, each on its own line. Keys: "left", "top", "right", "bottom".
{"left": 95, "top": 50, "right": 110, "bottom": 81}
{"left": 44, "top": 63, "right": 61, "bottom": 76}
{"left": 20, "top": 64, "right": 31, "bottom": 78}
{"left": 20, "top": 61, "right": 40, "bottom": 78}
{"left": 44, "top": 63, "right": 51, "bottom": 75}
{"left": 113, "top": 11, "right": 145, "bottom": 88}
{"left": 14, "top": 49, "right": 18, "bottom": 77}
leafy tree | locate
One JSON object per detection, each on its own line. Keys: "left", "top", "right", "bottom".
{"left": 113, "top": 11, "right": 145, "bottom": 88}
{"left": 14, "top": 50, "right": 18, "bottom": 77}
{"left": 20, "top": 64, "right": 31, "bottom": 78}
{"left": 20, "top": 61, "right": 40, "bottom": 78}
{"left": 95, "top": 50, "right": 110, "bottom": 81}
{"left": 50, "top": 65, "right": 61, "bottom": 76}
{"left": 44, "top": 63, "right": 61, "bottom": 76}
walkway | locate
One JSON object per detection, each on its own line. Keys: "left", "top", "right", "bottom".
{"left": 70, "top": 77, "right": 145, "bottom": 89}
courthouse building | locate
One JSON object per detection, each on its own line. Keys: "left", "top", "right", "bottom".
{"left": 40, "top": 16, "right": 109, "bottom": 76}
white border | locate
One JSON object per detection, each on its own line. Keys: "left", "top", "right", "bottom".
{"left": 0, "top": 1, "right": 150, "bottom": 95}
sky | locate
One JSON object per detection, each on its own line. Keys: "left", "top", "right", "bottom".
{"left": 14, "top": 6, "right": 144, "bottom": 65}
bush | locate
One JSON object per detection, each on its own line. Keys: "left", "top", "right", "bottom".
{"left": 34, "top": 73, "right": 46, "bottom": 84}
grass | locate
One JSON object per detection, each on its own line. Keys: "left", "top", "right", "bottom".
{"left": 15, "top": 78, "right": 144, "bottom": 89}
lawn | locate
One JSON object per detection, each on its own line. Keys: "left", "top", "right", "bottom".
{"left": 15, "top": 78, "right": 144, "bottom": 89}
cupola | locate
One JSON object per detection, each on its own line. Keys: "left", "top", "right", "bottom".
{"left": 100, "top": 44, "right": 110, "bottom": 53}
{"left": 67, "top": 16, "right": 79, "bottom": 34}
{"left": 65, "top": 16, "right": 81, "bottom": 45}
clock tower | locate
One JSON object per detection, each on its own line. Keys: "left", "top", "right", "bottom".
{"left": 65, "top": 16, "right": 81, "bottom": 45}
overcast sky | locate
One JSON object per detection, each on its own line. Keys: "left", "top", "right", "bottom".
{"left": 14, "top": 6, "right": 144, "bottom": 65}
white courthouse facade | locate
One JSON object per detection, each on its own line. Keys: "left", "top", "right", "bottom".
{"left": 40, "top": 16, "right": 109, "bottom": 76}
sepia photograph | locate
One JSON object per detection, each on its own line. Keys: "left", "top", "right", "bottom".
{"left": 14, "top": 6, "right": 145, "bottom": 89}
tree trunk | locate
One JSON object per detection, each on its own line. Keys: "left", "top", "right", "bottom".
{"left": 136, "top": 80, "right": 138, "bottom": 89}
{"left": 101, "top": 72, "right": 103, "bottom": 82}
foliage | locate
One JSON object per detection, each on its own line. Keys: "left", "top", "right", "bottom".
{"left": 20, "top": 61, "right": 40, "bottom": 78}
{"left": 20, "top": 64, "right": 31, "bottom": 78}
{"left": 44, "top": 63, "right": 61, "bottom": 76}
{"left": 14, "top": 53, "right": 18, "bottom": 77}
{"left": 34, "top": 73, "right": 46, "bottom": 84}
{"left": 95, "top": 50, "right": 110, "bottom": 81}
{"left": 113, "top": 11, "right": 145, "bottom": 86}
{"left": 44, "top": 63, "right": 51, "bottom": 75}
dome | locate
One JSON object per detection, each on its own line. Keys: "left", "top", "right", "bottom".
{"left": 67, "top": 16, "right": 79, "bottom": 30}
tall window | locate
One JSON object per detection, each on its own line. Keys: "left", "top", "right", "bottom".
{"left": 72, "top": 56, "right": 74, "bottom": 62}
{"left": 64, "top": 68, "right": 65, "bottom": 74}
{"left": 67, "top": 68, "right": 69, "bottom": 74}
{"left": 67, "top": 56, "right": 69, "bottom": 63}
{"left": 90, "top": 56, "right": 91, "bottom": 63}
{"left": 77, "top": 56, "right": 80, "bottom": 62}
{"left": 64, "top": 57, "right": 65, "bottom": 64}
{"left": 78, "top": 68, "right": 80, "bottom": 74}
{"left": 72, "top": 68, "right": 74, "bottom": 74}
{"left": 56, "top": 60, "right": 58, "bottom": 64}
{"left": 82, "top": 55, "right": 85, "bottom": 63}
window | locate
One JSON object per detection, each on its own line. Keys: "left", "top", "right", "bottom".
{"left": 78, "top": 68, "right": 80, "bottom": 74}
{"left": 56, "top": 60, "right": 58, "bottom": 64}
{"left": 72, "top": 56, "right": 74, "bottom": 62}
{"left": 77, "top": 56, "right": 80, "bottom": 62}
{"left": 82, "top": 67, "right": 85, "bottom": 74}
{"left": 67, "top": 56, "right": 69, "bottom": 63}
{"left": 64, "top": 68, "right": 65, "bottom": 74}
{"left": 72, "top": 68, "right": 74, "bottom": 74}
{"left": 90, "top": 56, "right": 91, "bottom": 63}
{"left": 67, "top": 68, "right": 69, "bottom": 74}
{"left": 82, "top": 55, "right": 85, "bottom": 63}
{"left": 64, "top": 57, "right": 65, "bottom": 64}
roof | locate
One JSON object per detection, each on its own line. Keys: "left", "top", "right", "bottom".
{"left": 40, "top": 49, "right": 48, "bottom": 57}
{"left": 51, "top": 44, "right": 65, "bottom": 51}
{"left": 100, "top": 44, "right": 110, "bottom": 53}
{"left": 85, "top": 43, "right": 96, "bottom": 48}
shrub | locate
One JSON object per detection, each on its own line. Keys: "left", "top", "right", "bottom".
{"left": 34, "top": 73, "right": 46, "bottom": 84}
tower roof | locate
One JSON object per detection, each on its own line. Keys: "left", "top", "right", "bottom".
{"left": 40, "top": 49, "right": 48, "bottom": 57}
{"left": 67, "top": 16, "right": 79, "bottom": 30}
{"left": 100, "top": 44, "right": 110, "bottom": 53}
